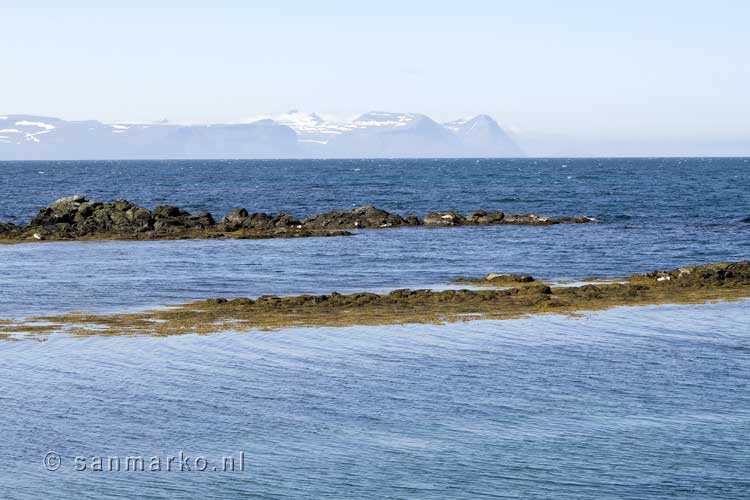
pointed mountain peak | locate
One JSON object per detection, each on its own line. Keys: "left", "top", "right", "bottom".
{"left": 468, "top": 114, "right": 498, "bottom": 125}
{"left": 444, "top": 114, "right": 501, "bottom": 133}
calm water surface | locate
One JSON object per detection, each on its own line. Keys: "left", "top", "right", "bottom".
{"left": 1, "top": 159, "right": 749, "bottom": 499}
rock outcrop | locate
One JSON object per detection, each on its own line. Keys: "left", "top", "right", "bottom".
{"left": 466, "top": 210, "right": 506, "bottom": 225}
{"left": 452, "top": 273, "right": 536, "bottom": 286}
{"left": 424, "top": 210, "right": 595, "bottom": 226}
{"left": 423, "top": 211, "right": 466, "bottom": 226}
{"left": 219, "top": 209, "right": 302, "bottom": 231}
{"left": 640, "top": 261, "right": 750, "bottom": 287}
{"left": 301, "top": 205, "right": 420, "bottom": 229}
{"left": 7, "top": 196, "right": 349, "bottom": 242}
{"left": 0, "top": 196, "right": 598, "bottom": 244}
{"left": 0, "top": 222, "right": 20, "bottom": 237}
{"left": 28, "top": 196, "right": 217, "bottom": 238}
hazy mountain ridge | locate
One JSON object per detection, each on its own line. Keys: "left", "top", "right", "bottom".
{"left": 0, "top": 112, "right": 522, "bottom": 160}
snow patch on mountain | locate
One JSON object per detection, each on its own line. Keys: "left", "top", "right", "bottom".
{"left": 253, "top": 111, "right": 436, "bottom": 145}
{"left": 270, "top": 110, "right": 354, "bottom": 143}
{"left": 349, "top": 111, "right": 417, "bottom": 129}
{"left": 15, "top": 120, "right": 56, "bottom": 130}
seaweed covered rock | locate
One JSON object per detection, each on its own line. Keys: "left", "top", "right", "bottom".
{"left": 224, "top": 208, "right": 249, "bottom": 226}
{"left": 2, "top": 196, "right": 598, "bottom": 244}
{"left": 23, "top": 196, "right": 219, "bottom": 238}
{"left": 641, "top": 261, "right": 750, "bottom": 287}
{"left": 219, "top": 209, "right": 301, "bottom": 231}
{"left": 244, "top": 213, "right": 300, "bottom": 230}
{"left": 0, "top": 222, "right": 20, "bottom": 237}
{"left": 302, "top": 205, "right": 418, "bottom": 229}
{"left": 151, "top": 205, "right": 215, "bottom": 231}
{"left": 29, "top": 196, "right": 150, "bottom": 235}
{"left": 30, "top": 195, "right": 88, "bottom": 226}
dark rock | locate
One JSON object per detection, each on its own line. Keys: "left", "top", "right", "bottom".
{"left": 533, "top": 284, "right": 553, "bottom": 295}
{"left": 125, "top": 207, "right": 152, "bottom": 225}
{"left": 423, "top": 211, "right": 467, "bottom": 226}
{"left": 27, "top": 195, "right": 158, "bottom": 236}
{"left": 187, "top": 212, "right": 215, "bottom": 227}
{"left": 270, "top": 213, "right": 301, "bottom": 228}
{"left": 404, "top": 215, "right": 422, "bottom": 226}
{"left": 243, "top": 212, "right": 301, "bottom": 230}
{"left": 0, "top": 222, "right": 20, "bottom": 236}
{"left": 220, "top": 209, "right": 301, "bottom": 231}
{"left": 153, "top": 218, "right": 186, "bottom": 230}
{"left": 485, "top": 273, "right": 535, "bottom": 283}
{"left": 112, "top": 199, "right": 134, "bottom": 212}
{"left": 302, "top": 205, "right": 412, "bottom": 229}
{"left": 153, "top": 205, "right": 187, "bottom": 219}
{"left": 75, "top": 200, "right": 102, "bottom": 221}
{"left": 229, "top": 298, "right": 255, "bottom": 306}
{"left": 466, "top": 210, "right": 505, "bottom": 224}
{"left": 501, "top": 214, "right": 553, "bottom": 225}
{"left": 30, "top": 194, "right": 87, "bottom": 226}
{"left": 555, "top": 216, "right": 597, "bottom": 224}
{"left": 226, "top": 208, "right": 249, "bottom": 224}
{"left": 7, "top": 196, "right": 598, "bottom": 244}
{"left": 219, "top": 208, "right": 249, "bottom": 231}
{"left": 641, "top": 261, "right": 750, "bottom": 286}
{"left": 742, "top": 217, "right": 750, "bottom": 223}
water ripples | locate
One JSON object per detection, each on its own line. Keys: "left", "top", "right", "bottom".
{"left": 1, "top": 303, "right": 749, "bottom": 498}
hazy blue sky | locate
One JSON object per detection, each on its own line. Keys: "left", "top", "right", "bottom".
{"left": 3, "top": 0, "right": 748, "bottom": 145}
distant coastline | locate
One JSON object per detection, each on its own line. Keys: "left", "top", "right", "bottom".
{"left": 3, "top": 113, "right": 750, "bottom": 159}
{"left": 0, "top": 112, "right": 522, "bottom": 160}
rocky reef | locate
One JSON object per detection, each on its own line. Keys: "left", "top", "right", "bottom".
{"left": 0, "top": 195, "right": 597, "bottom": 243}
{"left": 0, "top": 195, "right": 350, "bottom": 242}
{"left": 301, "top": 205, "right": 422, "bottom": 229}
{"left": 423, "top": 210, "right": 594, "bottom": 226}
{"left": 3, "top": 261, "right": 748, "bottom": 339}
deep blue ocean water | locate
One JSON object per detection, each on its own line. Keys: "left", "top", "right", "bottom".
{"left": 1, "top": 158, "right": 749, "bottom": 499}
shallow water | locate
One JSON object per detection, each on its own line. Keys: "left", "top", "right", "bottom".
{"left": 1, "top": 222, "right": 749, "bottom": 319}
{"left": 2, "top": 303, "right": 749, "bottom": 499}
{"left": 1, "top": 159, "right": 749, "bottom": 498}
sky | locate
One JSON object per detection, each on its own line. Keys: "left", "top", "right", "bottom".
{"left": 2, "top": 0, "right": 749, "bottom": 153}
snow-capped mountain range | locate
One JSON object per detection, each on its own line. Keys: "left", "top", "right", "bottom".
{"left": 0, "top": 111, "right": 522, "bottom": 160}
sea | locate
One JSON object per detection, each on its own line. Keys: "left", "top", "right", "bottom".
{"left": 1, "top": 158, "right": 749, "bottom": 499}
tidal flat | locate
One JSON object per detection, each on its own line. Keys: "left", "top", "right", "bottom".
{"left": 3, "top": 261, "right": 748, "bottom": 339}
